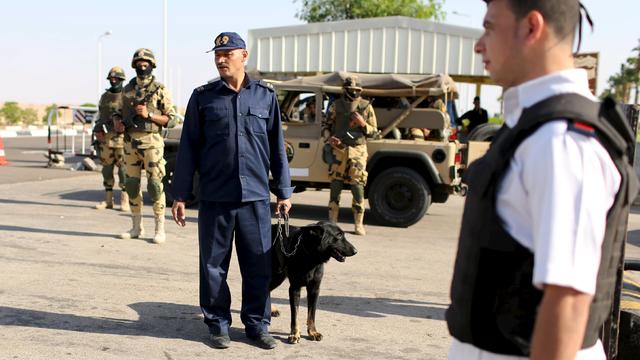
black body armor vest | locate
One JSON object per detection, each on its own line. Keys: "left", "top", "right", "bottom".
{"left": 446, "top": 94, "right": 638, "bottom": 356}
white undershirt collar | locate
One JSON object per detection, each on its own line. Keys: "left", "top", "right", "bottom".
{"left": 503, "top": 68, "right": 595, "bottom": 128}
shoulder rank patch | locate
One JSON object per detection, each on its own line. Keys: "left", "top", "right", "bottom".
{"left": 257, "top": 80, "right": 275, "bottom": 92}
{"left": 194, "top": 82, "right": 217, "bottom": 93}
{"left": 568, "top": 120, "right": 596, "bottom": 137}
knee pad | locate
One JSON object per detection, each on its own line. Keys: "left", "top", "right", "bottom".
{"left": 351, "top": 184, "right": 365, "bottom": 203}
{"left": 329, "top": 180, "right": 343, "bottom": 203}
{"left": 125, "top": 177, "right": 141, "bottom": 199}
{"left": 101, "top": 163, "right": 114, "bottom": 181}
{"left": 147, "top": 177, "right": 164, "bottom": 202}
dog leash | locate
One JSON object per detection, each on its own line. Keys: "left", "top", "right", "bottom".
{"left": 275, "top": 211, "right": 302, "bottom": 257}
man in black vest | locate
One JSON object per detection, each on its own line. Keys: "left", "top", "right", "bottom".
{"left": 458, "top": 96, "right": 488, "bottom": 133}
{"left": 447, "top": 1, "right": 637, "bottom": 359}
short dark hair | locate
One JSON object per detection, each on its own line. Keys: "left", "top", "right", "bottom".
{"left": 484, "top": 0, "right": 580, "bottom": 43}
{"left": 473, "top": 96, "right": 480, "bottom": 102}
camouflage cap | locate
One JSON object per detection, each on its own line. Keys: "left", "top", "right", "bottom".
{"left": 207, "top": 32, "right": 246, "bottom": 52}
{"left": 107, "top": 66, "right": 126, "bottom": 80}
{"left": 131, "top": 48, "right": 156, "bottom": 68}
{"left": 343, "top": 76, "right": 362, "bottom": 91}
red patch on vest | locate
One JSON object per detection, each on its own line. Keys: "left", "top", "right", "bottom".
{"left": 573, "top": 121, "right": 595, "bottom": 134}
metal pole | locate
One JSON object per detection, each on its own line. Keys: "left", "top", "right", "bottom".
{"left": 97, "top": 31, "right": 112, "bottom": 101}
{"left": 97, "top": 40, "right": 101, "bottom": 100}
{"left": 163, "top": 0, "right": 168, "bottom": 85}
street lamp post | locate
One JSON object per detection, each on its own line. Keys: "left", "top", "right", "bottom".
{"left": 97, "top": 31, "right": 112, "bottom": 101}
{"left": 163, "top": 0, "right": 168, "bottom": 85}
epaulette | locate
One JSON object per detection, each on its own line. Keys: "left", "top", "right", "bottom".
{"left": 194, "top": 81, "right": 218, "bottom": 93}
{"left": 257, "top": 80, "right": 275, "bottom": 92}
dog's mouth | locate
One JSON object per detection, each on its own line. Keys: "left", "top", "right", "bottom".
{"left": 331, "top": 249, "right": 346, "bottom": 262}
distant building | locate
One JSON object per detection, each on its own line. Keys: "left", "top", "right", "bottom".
{"left": 247, "top": 16, "right": 490, "bottom": 87}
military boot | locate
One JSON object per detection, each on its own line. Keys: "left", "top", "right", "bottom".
{"left": 120, "top": 191, "right": 130, "bottom": 213}
{"left": 152, "top": 216, "right": 166, "bottom": 244}
{"left": 353, "top": 210, "right": 366, "bottom": 236}
{"left": 95, "top": 190, "right": 114, "bottom": 210}
{"left": 328, "top": 201, "right": 340, "bottom": 223}
{"left": 120, "top": 214, "right": 145, "bottom": 239}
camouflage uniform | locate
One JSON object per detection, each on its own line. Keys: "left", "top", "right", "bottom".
{"left": 94, "top": 66, "right": 129, "bottom": 212}
{"left": 119, "top": 49, "right": 177, "bottom": 243}
{"left": 322, "top": 78, "right": 377, "bottom": 235}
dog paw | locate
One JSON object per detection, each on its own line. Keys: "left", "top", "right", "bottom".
{"left": 308, "top": 330, "right": 323, "bottom": 341}
{"left": 287, "top": 333, "right": 300, "bottom": 344}
{"left": 271, "top": 309, "right": 280, "bottom": 317}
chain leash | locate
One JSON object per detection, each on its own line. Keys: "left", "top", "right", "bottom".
{"left": 275, "top": 211, "right": 301, "bottom": 257}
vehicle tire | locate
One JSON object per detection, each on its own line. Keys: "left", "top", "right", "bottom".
{"left": 467, "top": 123, "right": 501, "bottom": 142}
{"left": 368, "top": 167, "right": 431, "bottom": 227}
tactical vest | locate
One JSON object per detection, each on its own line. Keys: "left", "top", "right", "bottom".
{"left": 446, "top": 94, "right": 638, "bottom": 356}
{"left": 333, "top": 97, "right": 370, "bottom": 146}
{"left": 122, "top": 77, "right": 163, "bottom": 133}
{"left": 98, "top": 91, "right": 123, "bottom": 133}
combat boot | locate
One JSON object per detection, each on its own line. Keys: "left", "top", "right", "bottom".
{"left": 120, "top": 214, "right": 145, "bottom": 239}
{"left": 353, "top": 210, "right": 366, "bottom": 236}
{"left": 328, "top": 202, "right": 340, "bottom": 223}
{"left": 95, "top": 190, "right": 114, "bottom": 210}
{"left": 120, "top": 191, "right": 130, "bottom": 213}
{"left": 152, "top": 216, "right": 166, "bottom": 244}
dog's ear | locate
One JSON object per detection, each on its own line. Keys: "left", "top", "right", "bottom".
{"left": 305, "top": 224, "right": 325, "bottom": 239}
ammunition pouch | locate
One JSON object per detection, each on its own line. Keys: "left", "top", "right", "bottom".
{"left": 128, "top": 115, "right": 162, "bottom": 133}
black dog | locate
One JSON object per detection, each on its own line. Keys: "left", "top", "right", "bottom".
{"left": 270, "top": 221, "right": 357, "bottom": 344}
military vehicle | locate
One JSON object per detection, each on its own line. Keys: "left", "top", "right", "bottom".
{"left": 163, "top": 72, "right": 494, "bottom": 227}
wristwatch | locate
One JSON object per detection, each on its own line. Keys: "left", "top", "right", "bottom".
{"left": 147, "top": 111, "right": 154, "bottom": 120}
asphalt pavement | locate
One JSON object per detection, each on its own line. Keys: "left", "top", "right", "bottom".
{"left": 0, "top": 138, "right": 639, "bottom": 360}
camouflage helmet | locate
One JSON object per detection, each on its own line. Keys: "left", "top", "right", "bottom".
{"left": 343, "top": 76, "right": 362, "bottom": 91}
{"left": 131, "top": 48, "right": 156, "bottom": 68}
{"left": 106, "top": 66, "right": 126, "bottom": 80}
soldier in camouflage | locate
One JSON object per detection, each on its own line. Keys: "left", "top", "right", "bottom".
{"left": 94, "top": 66, "right": 129, "bottom": 212}
{"left": 322, "top": 76, "right": 378, "bottom": 235}
{"left": 115, "top": 48, "right": 177, "bottom": 244}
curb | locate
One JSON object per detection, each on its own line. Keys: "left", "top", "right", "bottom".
{"left": 0, "top": 127, "right": 91, "bottom": 138}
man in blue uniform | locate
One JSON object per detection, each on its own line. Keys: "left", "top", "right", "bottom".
{"left": 171, "top": 32, "right": 293, "bottom": 350}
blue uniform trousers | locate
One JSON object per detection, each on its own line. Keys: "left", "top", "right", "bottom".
{"left": 198, "top": 199, "right": 272, "bottom": 337}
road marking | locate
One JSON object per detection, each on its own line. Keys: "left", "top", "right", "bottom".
{"left": 22, "top": 150, "right": 49, "bottom": 155}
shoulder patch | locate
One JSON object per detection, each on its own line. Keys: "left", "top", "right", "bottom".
{"left": 194, "top": 82, "right": 217, "bottom": 93}
{"left": 257, "top": 80, "right": 275, "bottom": 92}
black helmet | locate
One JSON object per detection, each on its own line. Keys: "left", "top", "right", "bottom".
{"left": 131, "top": 48, "right": 156, "bottom": 68}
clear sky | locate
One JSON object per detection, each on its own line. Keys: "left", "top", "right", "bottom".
{"left": 0, "top": 0, "right": 638, "bottom": 116}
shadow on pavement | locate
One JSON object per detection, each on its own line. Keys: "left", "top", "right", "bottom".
{"left": 60, "top": 189, "right": 145, "bottom": 203}
{"left": 271, "top": 295, "right": 446, "bottom": 320}
{"left": 628, "top": 229, "right": 640, "bottom": 247}
{"left": 0, "top": 302, "right": 209, "bottom": 344}
{"left": 269, "top": 202, "right": 379, "bottom": 225}
{"left": 0, "top": 225, "right": 111, "bottom": 238}
{"left": 0, "top": 296, "right": 445, "bottom": 343}
{"left": 0, "top": 198, "right": 90, "bottom": 209}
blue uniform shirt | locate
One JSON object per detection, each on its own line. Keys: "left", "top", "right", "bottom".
{"left": 172, "top": 75, "right": 294, "bottom": 202}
